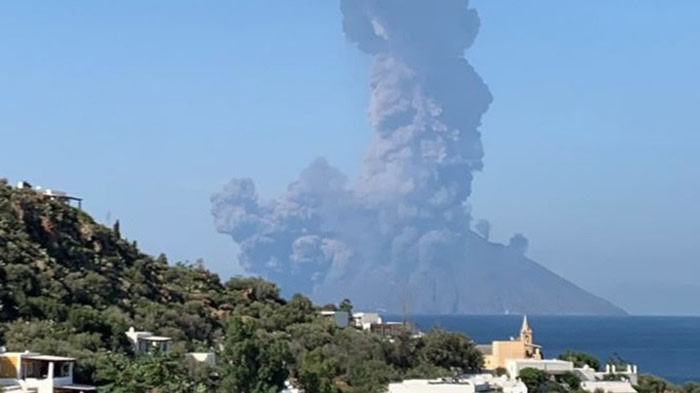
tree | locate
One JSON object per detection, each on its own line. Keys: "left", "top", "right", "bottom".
{"left": 544, "top": 381, "right": 567, "bottom": 393}
{"left": 218, "top": 317, "right": 291, "bottom": 393}
{"left": 113, "top": 219, "right": 121, "bottom": 239}
{"left": 298, "top": 349, "right": 341, "bottom": 393}
{"left": 636, "top": 375, "right": 677, "bottom": 393}
{"left": 384, "top": 329, "right": 423, "bottom": 371}
{"left": 346, "top": 359, "right": 396, "bottom": 393}
{"left": 681, "top": 383, "right": 700, "bottom": 393}
{"left": 558, "top": 371, "right": 582, "bottom": 390}
{"left": 96, "top": 352, "right": 210, "bottom": 393}
{"left": 338, "top": 298, "right": 353, "bottom": 326}
{"left": 519, "top": 368, "right": 547, "bottom": 393}
{"left": 338, "top": 299, "right": 353, "bottom": 314}
{"left": 558, "top": 350, "right": 601, "bottom": 370}
{"left": 421, "top": 329, "right": 483, "bottom": 373}
{"left": 258, "top": 294, "right": 314, "bottom": 330}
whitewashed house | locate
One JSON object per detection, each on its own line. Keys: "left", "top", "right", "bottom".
{"left": 352, "top": 312, "right": 382, "bottom": 330}
{"left": 506, "top": 359, "right": 574, "bottom": 378}
{"left": 125, "top": 327, "right": 172, "bottom": 354}
{"left": 0, "top": 351, "right": 96, "bottom": 393}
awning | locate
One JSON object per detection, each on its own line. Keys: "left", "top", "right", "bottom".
{"left": 22, "top": 355, "right": 76, "bottom": 362}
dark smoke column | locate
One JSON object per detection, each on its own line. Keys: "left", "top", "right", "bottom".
{"left": 334, "top": 0, "right": 493, "bottom": 312}
{"left": 343, "top": 0, "right": 492, "bottom": 213}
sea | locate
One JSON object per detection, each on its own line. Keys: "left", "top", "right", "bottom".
{"left": 402, "top": 315, "right": 700, "bottom": 384}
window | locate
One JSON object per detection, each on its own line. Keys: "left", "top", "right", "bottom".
{"left": 56, "top": 362, "right": 72, "bottom": 378}
{"left": 22, "top": 360, "right": 49, "bottom": 379}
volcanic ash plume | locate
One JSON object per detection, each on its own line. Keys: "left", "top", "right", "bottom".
{"left": 212, "top": 0, "right": 494, "bottom": 312}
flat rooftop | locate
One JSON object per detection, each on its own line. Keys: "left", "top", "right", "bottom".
{"left": 140, "top": 336, "right": 172, "bottom": 342}
{"left": 23, "top": 355, "right": 75, "bottom": 362}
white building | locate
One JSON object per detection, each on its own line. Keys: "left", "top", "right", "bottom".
{"left": 601, "top": 364, "right": 639, "bottom": 385}
{"left": 0, "top": 351, "right": 96, "bottom": 393}
{"left": 575, "top": 363, "right": 639, "bottom": 386}
{"left": 16, "top": 181, "right": 83, "bottom": 209}
{"left": 489, "top": 376, "right": 528, "bottom": 393}
{"left": 505, "top": 359, "right": 574, "bottom": 377}
{"left": 581, "top": 381, "right": 638, "bottom": 393}
{"left": 388, "top": 379, "right": 489, "bottom": 393}
{"left": 576, "top": 365, "right": 599, "bottom": 383}
{"left": 463, "top": 374, "right": 528, "bottom": 393}
{"left": 352, "top": 312, "right": 382, "bottom": 330}
{"left": 281, "top": 380, "right": 303, "bottom": 393}
{"left": 388, "top": 375, "right": 527, "bottom": 393}
{"left": 125, "top": 327, "right": 172, "bottom": 354}
{"left": 185, "top": 352, "right": 216, "bottom": 367}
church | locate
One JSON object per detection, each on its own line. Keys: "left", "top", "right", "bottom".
{"left": 477, "top": 316, "right": 543, "bottom": 370}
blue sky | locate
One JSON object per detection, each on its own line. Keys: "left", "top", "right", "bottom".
{"left": 1, "top": 1, "right": 698, "bottom": 315}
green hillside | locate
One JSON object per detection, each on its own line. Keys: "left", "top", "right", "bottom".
{"left": 0, "top": 179, "right": 267, "bottom": 380}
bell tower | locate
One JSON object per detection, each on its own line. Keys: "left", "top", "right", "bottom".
{"left": 520, "top": 315, "right": 533, "bottom": 345}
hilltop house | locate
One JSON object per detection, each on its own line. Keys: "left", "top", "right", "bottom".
{"left": 0, "top": 350, "right": 96, "bottom": 393}
{"left": 352, "top": 312, "right": 382, "bottom": 330}
{"left": 125, "top": 327, "right": 172, "bottom": 354}
{"left": 16, "top": 181, "right": 82, "bottom": 209}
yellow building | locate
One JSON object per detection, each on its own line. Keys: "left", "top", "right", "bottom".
{"left": 0, "top": 352, "right": 20, "bottom": 378}
{"left": 477, "top": 316, "right": 542, "bottom": 370}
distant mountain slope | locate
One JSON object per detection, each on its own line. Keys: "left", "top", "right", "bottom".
{"left": 457, "top": 232, "right": 625, "bottom": 315}
{"left": 313, "top": 231, "right": 625, "bottom": 316}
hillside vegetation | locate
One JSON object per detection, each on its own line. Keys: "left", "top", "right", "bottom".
{"left": 0, "top": 179, "right": 482, "bottom": 392}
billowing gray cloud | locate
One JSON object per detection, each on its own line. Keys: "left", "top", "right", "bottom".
{"left": 475, "top": 219, "right": 491, "bottom": 240}
{"left": 211, "top": 0, "right": 491, "bottom": 309}
{"left": 508, "top": 233, "right": 529, "bottom": 256}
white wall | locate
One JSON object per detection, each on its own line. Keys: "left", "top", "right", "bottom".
{"left": 581, "top": 381, "right": 637, "bottom": 393}
{"left": 506, "top": 359, "right": 574, "bottom": 377}
{"left": 389, "top": 380, "right": 478, "bottom": 393}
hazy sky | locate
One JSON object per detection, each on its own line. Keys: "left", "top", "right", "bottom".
{"left": 1, "top": 1, "right": 698, "bottom": 315}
